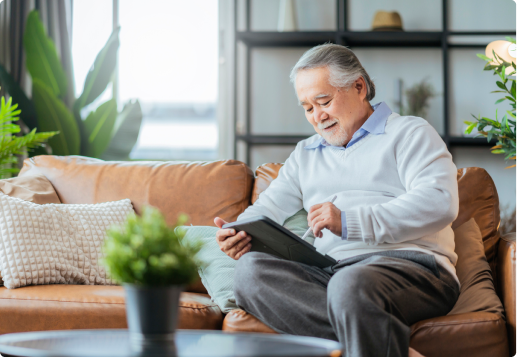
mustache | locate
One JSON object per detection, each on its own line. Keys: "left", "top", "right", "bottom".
{"left": 317, "top": 120, "right": 338, "bottom": 130}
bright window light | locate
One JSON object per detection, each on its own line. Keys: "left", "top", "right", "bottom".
{"left": 72, "top": 0, "right": 219, "bottom": 161}
{"left": 119, "top": 0, "right": 218, "bottom": 160}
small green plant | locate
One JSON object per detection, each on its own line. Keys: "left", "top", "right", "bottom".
{"left": 396, "top": 78, "right": 436, "bottom": 118}
{"left": 103, "top": 206, "right": 202, "bottom": 286}
{"left": 0, "top": 92, "right": 57, "bottom": 178}
{"left": 464, "top": 37, "right": 516, "bottom": 169}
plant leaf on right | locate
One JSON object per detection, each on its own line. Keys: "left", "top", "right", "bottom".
{"left": 464, "top": 37, "right": 516, "bottom": 169}
{"left": 102, "top": 206, "right": 203, "bottom": 287}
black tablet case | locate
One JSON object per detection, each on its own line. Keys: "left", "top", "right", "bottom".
{"left": 223, "top": 216, "right": 336, "bottom": 268}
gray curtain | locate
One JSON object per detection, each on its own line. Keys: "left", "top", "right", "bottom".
{"left": 0, "top": 0, "right": 74, "bottom": 108}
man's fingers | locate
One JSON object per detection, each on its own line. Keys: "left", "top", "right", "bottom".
{"left": 313, "top": 220, "right": 327, "bottom": 238}
{"left": 308, "top": 203, "right": 323, "bottom": 215}
{"left": 234, "top": 243, "right": 252, "bottom": 260}
{"left": 214, "top": 217, "right": 229, "bottom": 228}
{"left": 228, "top": 235, "right": 252, "bottom": 257}
{"left": 308, "top": 207, "right": 324, "bottom": 225}
{"left": 216, "top": 228, "right": 236, "bottom": 242}
{"left": 223, "top": 231, "right": 248, "bottom": 251}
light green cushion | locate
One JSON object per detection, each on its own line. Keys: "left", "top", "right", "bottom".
{"left": 179, "top": 209, "right": 311, "bottom": 313}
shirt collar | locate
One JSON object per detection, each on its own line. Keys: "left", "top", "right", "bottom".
{"left": 304, "top": 101, "right": 392, "bottom": 150}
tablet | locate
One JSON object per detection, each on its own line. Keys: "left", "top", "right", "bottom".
{"left": 223, "top": 216, "right": 336, "bottom": 268}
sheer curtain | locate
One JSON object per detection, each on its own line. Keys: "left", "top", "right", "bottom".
{"left": 0, "top": 0, "right": 74, "bottom": 108}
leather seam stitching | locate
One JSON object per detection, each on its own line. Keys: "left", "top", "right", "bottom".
{"left": 0, "top": 297, "right": 219, "bottom": 309}
{"left": 412, "top": 319, "right": 500, "bottom": 334}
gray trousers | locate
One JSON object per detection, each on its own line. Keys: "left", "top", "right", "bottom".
{"left": 233, "top": 250, "right": 460, "bottom": 357}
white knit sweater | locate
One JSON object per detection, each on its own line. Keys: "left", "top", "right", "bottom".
{"left": 238, "top": 112, "right": 460, "bottom": 285}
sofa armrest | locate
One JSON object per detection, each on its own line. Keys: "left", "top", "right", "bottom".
{"left": 497, "top": 232, "right": 516, "bottom": 356}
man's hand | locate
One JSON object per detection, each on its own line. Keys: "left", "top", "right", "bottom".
{"left": 308, "top": 202, "right": 342, "bottom": 238}
{"left": 214, "top": 217, "right": 252, "bottom": 260}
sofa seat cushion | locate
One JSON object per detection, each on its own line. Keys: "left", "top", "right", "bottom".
{"left": 223, "top": 310, "right": 509, "bottom": 357}
{"left": 0, "top": 285, "right": 223, "bottom": 334}
{"left": 410, "top": 312, "right": 509, "bottom": 357}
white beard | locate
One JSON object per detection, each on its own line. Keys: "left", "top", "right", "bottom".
{"left": 319, "top": 122, "right": 349, "bottom": 147}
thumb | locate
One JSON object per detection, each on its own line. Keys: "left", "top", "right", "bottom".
{"left": 214, "top": 217, "right": 229, "bottom": 229}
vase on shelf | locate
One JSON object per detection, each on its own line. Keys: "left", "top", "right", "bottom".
{"left": 278, "top": 0, "right": 298, "bottom": 32}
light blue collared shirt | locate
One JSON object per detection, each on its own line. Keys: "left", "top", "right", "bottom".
{"left": 304, "top": 101, "right": 393, "bottom": 240}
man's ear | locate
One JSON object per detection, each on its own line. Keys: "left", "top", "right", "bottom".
{"left": 355, "top": 77, "right": 367, "bottom": 99}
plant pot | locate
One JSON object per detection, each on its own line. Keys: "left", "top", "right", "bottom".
{"left": 124, "top": 284, "right": 183, "bottom": 354}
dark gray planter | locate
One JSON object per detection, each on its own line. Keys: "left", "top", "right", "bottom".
{"left": 124, "top": 284, "right": 183, "bottom": 355}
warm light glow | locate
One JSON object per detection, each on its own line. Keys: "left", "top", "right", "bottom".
{"left": 486, "top": 40, "right": 516, "bottom": 76}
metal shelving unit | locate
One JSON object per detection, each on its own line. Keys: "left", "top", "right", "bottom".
{"left": 233, "top": 0, "right": 514, "bottom": 165}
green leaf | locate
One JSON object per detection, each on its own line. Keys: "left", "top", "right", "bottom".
{"left": 23, "top": 10, "right": 67, "bottom": 98}
{"left": 0, "top": 64, "right": 39, "bottom": 130}
{"left": 465, "top": 122, "right": 477, "bottom": 134}
{"left": 511, "top": 81, "right": 516, "bottom": 99}
{"left": 506, "top": 96, "right": 516, "bottom": 102}
{"left": 505, "top": 37, "right": 516, "bottom": 44}
{"left": 32, "top": 79, "right": 80, "bottom": 155}
{"left": 101, "top": 100, "right": 143, "bottom": 160}
{"left": 74, "top": 27, "right": 120, "bottom": 113}
{"left": 477, "top": 53, "right": 493, "bottom": 62}
{"left": 495, "top": 98, "right": 506, "bottom": 104}
{"left": 497, "top": 81, "right": 507, "bottom": 91}
{"left": 507, "top": 110, "right": 516, "bottom": 119}
{"left": 83, "top": 99, "right": 118, "bottom": 158}
{"left": 487, "top": 131, "right": 493, "bottom": 142}
{"left": 491, "top": 149, "right": 505, "bottom": 154}
{"left": 500, "top": 65, "right": 507, "bottom": 82}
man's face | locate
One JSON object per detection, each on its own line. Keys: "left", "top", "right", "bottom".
{"left": 295, "top": 66, "right": 370, "bottom": 147}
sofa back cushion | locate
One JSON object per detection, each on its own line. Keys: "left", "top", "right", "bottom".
{"left": 20, "top": 156, "right": 254, "bottom": 227}
{"left": 252, "top": 164, "right": 501, "bottom": 271}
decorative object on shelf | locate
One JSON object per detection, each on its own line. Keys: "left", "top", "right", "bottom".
{"left": 464, "top": 37, "right": 516, "bottom": 169}
{"left": 371, "top": 11, "right": 404, "bottom": 32}
{"left": 102, "top": 206, "right": 203, "bottom": 354}
{"left": 0, "top": 10, "right": 142, "bottom": 159}
{"left": 0, "top": 90, "right": 56, "bottom": 179}
{"left": 485, "top": 40, "right": 516, "bottom": 76}
{"left": 395, "top": 78, "right": 436, "bottom": 118}
{"left": 277, "top": 0, "right": 298, "bottom": 32}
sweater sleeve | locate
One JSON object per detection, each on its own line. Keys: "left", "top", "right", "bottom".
{"left": 237, "top": 144, "right": 304, "bottom": 224}
{"left": 344, "top": 124, "right": 459, "bottom": 245}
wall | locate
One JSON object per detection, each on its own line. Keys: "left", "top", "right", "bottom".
{"left": 237, "top": 0, "right": 516, "bottom": 213}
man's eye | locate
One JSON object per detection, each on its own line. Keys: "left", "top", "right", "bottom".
{"left": 321, "top": 100, "right": 331, "bottom": 106}
{"left": 306, "top": 107, "right": 313, "bottom": 113}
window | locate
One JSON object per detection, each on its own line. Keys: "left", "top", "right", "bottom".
{"left": 72, "top": 0, "right": 219, "bottom": 160}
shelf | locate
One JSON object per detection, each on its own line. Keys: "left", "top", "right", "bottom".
{"left": 237, "top": 31, "right": 442, "bottom": 48}
{"left": 237, "top": 135, "right": 496, "bottom": 147}
{"left": 448, "top": 137, "right": 495, "bottom": 147}
{"left": 236, "top": 30, "right": 515, "bottom": 48}
{"left": 344, "top": 31, "right": 442, "bottom": 47}
{"left": 236, "top": 32, "right": 337, "bottom": 47}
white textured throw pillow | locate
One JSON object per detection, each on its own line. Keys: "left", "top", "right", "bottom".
{"left": 0, "top": 193, "right": 134, "bottom": 289}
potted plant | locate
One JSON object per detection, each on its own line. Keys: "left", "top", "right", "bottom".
{"left": 0, "top": 90, "right": 57, "bottom": 178}
{"left": 102, "top": 206, "right": 202, "bottom": 352}
{"left": 464, "top": 37, "right": 516, "bottom": 169}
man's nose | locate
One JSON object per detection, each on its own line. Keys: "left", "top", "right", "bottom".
{"left": 313, "top": 106, "right": 328, "bottom": 123}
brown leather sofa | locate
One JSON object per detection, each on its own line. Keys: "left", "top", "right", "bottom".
{"left": 0, "top": 155, "right": 513, "bottom": 357}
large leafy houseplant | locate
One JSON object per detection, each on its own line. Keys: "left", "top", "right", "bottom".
{"left": 464, "top": 37, "right": 516, "bottom": 169}
{"left": 103, "top": 206, "right": 202, "bottom": 343}
{"left": 0, "top": 10, "right": 142, "bottom": 159}
{"left": 0, "top": 92, "right": 57, "bottom": 179}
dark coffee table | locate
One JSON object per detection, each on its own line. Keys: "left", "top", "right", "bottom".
{"left": 0, "top": 329, "right": 342, "bottom": 357}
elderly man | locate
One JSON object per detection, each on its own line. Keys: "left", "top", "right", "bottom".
{"left": 214, "top": 44, "right": 460, "bottom": 357}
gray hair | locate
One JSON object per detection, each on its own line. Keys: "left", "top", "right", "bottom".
{"left": 290, "top": 43, "right": 376, "bottom": 101}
